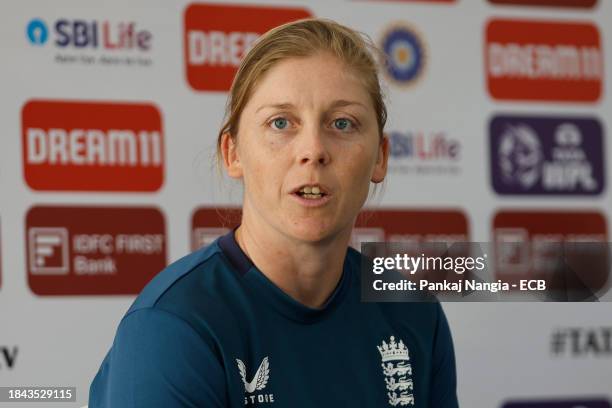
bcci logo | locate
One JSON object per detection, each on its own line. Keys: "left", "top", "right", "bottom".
{"left": 380, "top": 24, "right": 426, "bottom": 87}
{"left": 378, "top": 336, "right": 415, "bottom": 406}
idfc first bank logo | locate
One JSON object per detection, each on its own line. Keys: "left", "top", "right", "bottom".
{"left": 486, "top": 19, "right": 603, "bottom": 102}
{"left": 21, "top": 100, "right": 164, "bottom": 192}
{"left": 184, "top": 3, "right": 311, "bottom": 91}
{"left": 490, "top": 115, "right": 604, "bottom": 195}
{"left": 26, "top": 17, "right": 151, "bottom": 50}
{"left": 26, "top": 206, "right": 167, "bottom": 295}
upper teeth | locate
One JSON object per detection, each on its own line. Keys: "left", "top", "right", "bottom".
{"left": 300, "top": 186, "right": 321, "bottom": 194}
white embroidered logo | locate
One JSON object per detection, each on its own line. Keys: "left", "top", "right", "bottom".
{"left": 378, "top": 336, "right": 415, "bottom": 406}
{"left": 237, "top": 357, "right": 270, "bottom": 392}
{"left": 236, "top": 357, "right": 275, "bottom": 405}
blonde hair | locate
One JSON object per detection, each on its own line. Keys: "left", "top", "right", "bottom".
{"left": 216, "top": 17, "right": 387, "bottom": 164}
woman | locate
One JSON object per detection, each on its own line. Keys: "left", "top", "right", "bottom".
{"left": 89, "top": 18, "right": 458, "bottom": 407}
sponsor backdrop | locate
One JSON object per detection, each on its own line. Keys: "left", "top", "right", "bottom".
{"left": 0, "top": 0, "right": 610, "bottom": 406}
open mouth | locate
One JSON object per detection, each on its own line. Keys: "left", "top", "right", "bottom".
{"left": 293, "top": 185, "right": 329, "bottom": 200}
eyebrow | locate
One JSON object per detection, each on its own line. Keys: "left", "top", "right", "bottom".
{"left": 255, "top": 100, "right": 367, "bottom": 114}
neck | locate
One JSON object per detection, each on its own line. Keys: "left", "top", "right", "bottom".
{"left": 235, "top": 209, "right": 351, "bottom": 309}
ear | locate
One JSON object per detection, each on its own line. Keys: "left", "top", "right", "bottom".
{"left": 220, "top": 132, "right": 243, "bottom": 179}
{"left": 371, "top": 135, "right": 389, "bottom": 183}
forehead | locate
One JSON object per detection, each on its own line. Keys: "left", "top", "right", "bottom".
{"left": 244, "top": 53, "right": 373, "bottom": 113}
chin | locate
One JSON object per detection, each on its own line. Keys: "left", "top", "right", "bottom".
{"left": 285, "top": 219, "right": 345, "bottom": 244}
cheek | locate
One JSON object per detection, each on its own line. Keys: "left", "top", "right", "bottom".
{"left": 239, "top": 135, "right": 287, "bottom": 195}
{"left": 341, "top": 141, "right": 378, "bottom": 181}
{"left": 238, "top": 129, "right": 264, "bottom": 163}
{"left": 336, "top": 141, "right": 378, "bottom": 206}
{"left": 241, "top": 129, "right": 288, "bottom": 161}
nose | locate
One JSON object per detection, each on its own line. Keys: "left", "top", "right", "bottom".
{"left": 295, "top": 124, "right": 331, "bottom": 166}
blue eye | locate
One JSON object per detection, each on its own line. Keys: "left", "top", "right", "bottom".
{"left": 271, "top": 118, "right": 288, "bottom": 130}
{"left": 333, "top": 118, "right": 354, "bottom": 131}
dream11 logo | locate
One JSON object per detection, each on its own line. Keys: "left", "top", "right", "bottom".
{"left": 184, "top": 3, "right": 311, "bottom": 91}
{"left": 21, "top": 100, "right": 164, "bottom": 192}
{"left": 485, "top": 19, "right": 603, "bottom": 102}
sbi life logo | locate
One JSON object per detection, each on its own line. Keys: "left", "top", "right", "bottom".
{"left": 25, "top": 18, "right": 151, "bottom": 50}
{"left": 26, "top": 19, "right": 48, "bottom": 45}
{"left": 381, "top": 23, "right": 426, "bottom": 86}
{"left": 389, "top": 131, "right": 460, "bottom": 161}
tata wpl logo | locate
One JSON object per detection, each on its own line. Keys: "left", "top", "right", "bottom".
{"left": 490, "top": 115, "right": 604, "bottom": 195}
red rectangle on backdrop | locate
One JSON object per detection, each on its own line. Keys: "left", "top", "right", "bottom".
{"left": 493, "top": 211, "right": 606, "bottom": 237}
{"left": 352, "top": 209, "right": 469, "bottom": 248}
{"left": 22, "top": 100, "right": 164, "bottom": 192}
{"left": 191, "top": 207, "right": 242, "bottom": 250}
{"left": 489, "top": 0, "right": 597, "bottom": 7}
{"left": 190, "top": 208, "right": 469, "bottom": 251}
{"left": 26, "top": 206, "right": 167, "bottom": 295}
{"left": 493, "top": 210, "right": 608, "bottom": 290}
{"left": 184, "top": 3, "right": 312, "bottom": 91}
{"left": 358, "top": 1, "right": 455, "bottom": 2}
{"left": 0, "top": 218, "right": 2, "bottom": 290}
{"left": 485, "top": 19, "right": 602, "bottom": 102}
